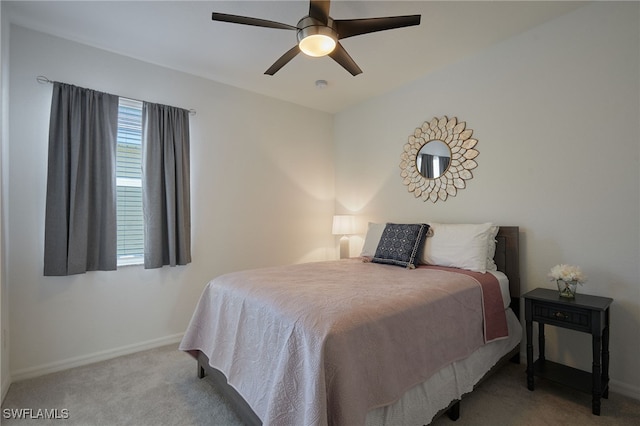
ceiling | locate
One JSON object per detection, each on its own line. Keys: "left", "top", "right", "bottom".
{"left": 4, "top": 1, "right": 587, "bottom": 113}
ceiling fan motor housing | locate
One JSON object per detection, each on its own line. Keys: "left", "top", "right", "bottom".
{"left": 296, "top": 16, "right": 338, "bottom": 57}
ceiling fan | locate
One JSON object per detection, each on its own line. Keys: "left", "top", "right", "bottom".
{"left": 211, "top": 0, "right": 421, "bottom": 76}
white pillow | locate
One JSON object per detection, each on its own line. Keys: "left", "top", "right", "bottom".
{"left": 486, "top": 225, "right": 499, "bottom": 271}
{"left": 422, "top": 223, "right": 498, "bottom": 273}
{"left": 360, "top": 222, "right": 386, "bottom": 258}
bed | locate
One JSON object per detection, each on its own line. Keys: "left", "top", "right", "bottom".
{"left": 180, "top": 225, "right": 521, "bottom": 426}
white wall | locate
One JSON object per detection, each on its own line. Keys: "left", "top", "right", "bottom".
{"left": 5, "top": 25, "right": 335, "bottom": 379}
{"left": 0, "top": 1, "right": 10, "bottom": 402}
{"left": 335, "top": 2, "right": 640, "bottom": 398}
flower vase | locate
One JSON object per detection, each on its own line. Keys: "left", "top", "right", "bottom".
{"left": 557, "top": 279, "right": 578, "bottom": 298}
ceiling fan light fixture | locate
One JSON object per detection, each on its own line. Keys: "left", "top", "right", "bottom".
{"left": 299, "top": 34, "right": 336, "bottom": 57}
{"left": 297, "top": 22, "right": 337, "bottom": 57}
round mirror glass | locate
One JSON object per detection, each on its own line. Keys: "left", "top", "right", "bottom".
{"left": 416, "top": 140, "right": 451, "bottom": 179}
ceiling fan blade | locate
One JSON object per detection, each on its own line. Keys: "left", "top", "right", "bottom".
{"left": 328, "top": 42, "right": 362, "bottom": 76}
{"left": 335, "top": 15, "right": 421, "bottom": 39}
{"left": 308, "top": 0, "right": 331, "bottom": 25}
{"left": 212, "top": 12, "right": 297, "bottom": 31}
{"left": 265, "top": 45, "right": 301, "bottom": 75}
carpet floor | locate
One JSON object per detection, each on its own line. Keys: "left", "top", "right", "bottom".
{"left": 2, "top": 343, "right": 638, "bottom": 425}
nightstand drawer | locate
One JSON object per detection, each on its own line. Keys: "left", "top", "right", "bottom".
{"left": 532, "top": 303, "right": 591, "bottom": 332}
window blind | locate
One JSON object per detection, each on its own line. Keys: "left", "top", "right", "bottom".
{"left": 116, "top": 98, "right": 144, "bottom": 265}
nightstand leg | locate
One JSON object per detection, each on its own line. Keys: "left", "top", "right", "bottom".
{"left": 526, "top": 321, "right": 535, "bottom": 390}
{"left": 526, "top": 300, "right": 534, "bottom": 391}
{"left": 538, "top": 323, "right": 546, "bottom": 363}
{"left": 592, "top": 332, "right": 602, "bottom": 415}
{"left": 602, "top": 309, "right": 610, "bottom": 399}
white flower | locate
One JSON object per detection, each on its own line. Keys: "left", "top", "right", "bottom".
{"left": 548, "top": 264, "right": 587, "bottom": 284}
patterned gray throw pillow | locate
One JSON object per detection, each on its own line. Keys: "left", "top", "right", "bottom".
{"left": 372, "top": 223, "right": 429, "bottom": 269}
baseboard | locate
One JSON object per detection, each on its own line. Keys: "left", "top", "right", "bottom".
{"left": 1, "top": 373, "right": 11, "bottom": 404}
{"left": 610, "top": 379, "right": 640, "bottom": 401}
{"left": 10, "top": 333, "right": 184, "bottom": 383}
{"left": 8, "top": 338, "right": 640, "bottom": 402}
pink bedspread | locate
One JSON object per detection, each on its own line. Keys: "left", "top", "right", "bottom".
{"left": 179, "top": 259, "right": 508, "bottom": 426}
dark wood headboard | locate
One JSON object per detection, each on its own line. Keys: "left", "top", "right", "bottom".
{"left": 495, "top": 226, "right": 520, "bottom": 316}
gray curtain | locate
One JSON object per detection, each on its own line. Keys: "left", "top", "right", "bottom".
{"left": 420, "top": 153, "right": 434, "bottom": 177}
{"left": 44, "top": 82, "right": 119, "bottom": 275}
{"left": 419, "top": 153, "right": 450, "bottom": 178}
{"left": 439, "top": 156, "right": 450, "bottom": 174}
{"left": 142, "top": 102, "right": 191, "bottom": 268}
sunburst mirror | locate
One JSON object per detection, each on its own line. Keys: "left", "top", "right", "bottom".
{"left": 399, "top": 116, "right": 478, "bottom": 202}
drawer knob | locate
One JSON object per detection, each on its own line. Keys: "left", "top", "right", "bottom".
{"left": 554, "top": 311, "right": 568, "bottom": 320}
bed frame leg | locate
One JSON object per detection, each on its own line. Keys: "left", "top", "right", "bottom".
{"left": 447, "top": 400, "right": 460, "bottom": 421}
{"left": 198, "top": 362, "right": 206, "bottom": 379}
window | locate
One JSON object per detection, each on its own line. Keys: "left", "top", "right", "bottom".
{"left": 431, "top": 155, "right": 442, "bottom": 177}
{"left": 45, "top": 81, "right": 191, "bottom": 275}
{"left": 116, "top": 98, "right": 144, "bottom": 266}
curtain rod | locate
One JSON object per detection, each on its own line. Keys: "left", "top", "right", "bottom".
{"left": 36, "top": 75, "right": 197, "bottom": 116}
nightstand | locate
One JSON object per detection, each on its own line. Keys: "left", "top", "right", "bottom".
{"left": 524, "top": 288, "right": 613, "bottom": 415}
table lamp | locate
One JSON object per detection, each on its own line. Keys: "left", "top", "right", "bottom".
{"left": 332, "top": 215, "right": 356, "bottom": 259}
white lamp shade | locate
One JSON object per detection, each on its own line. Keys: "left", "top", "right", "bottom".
{"left": 332, "top": 215, "right": 356, "bottom": 235}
